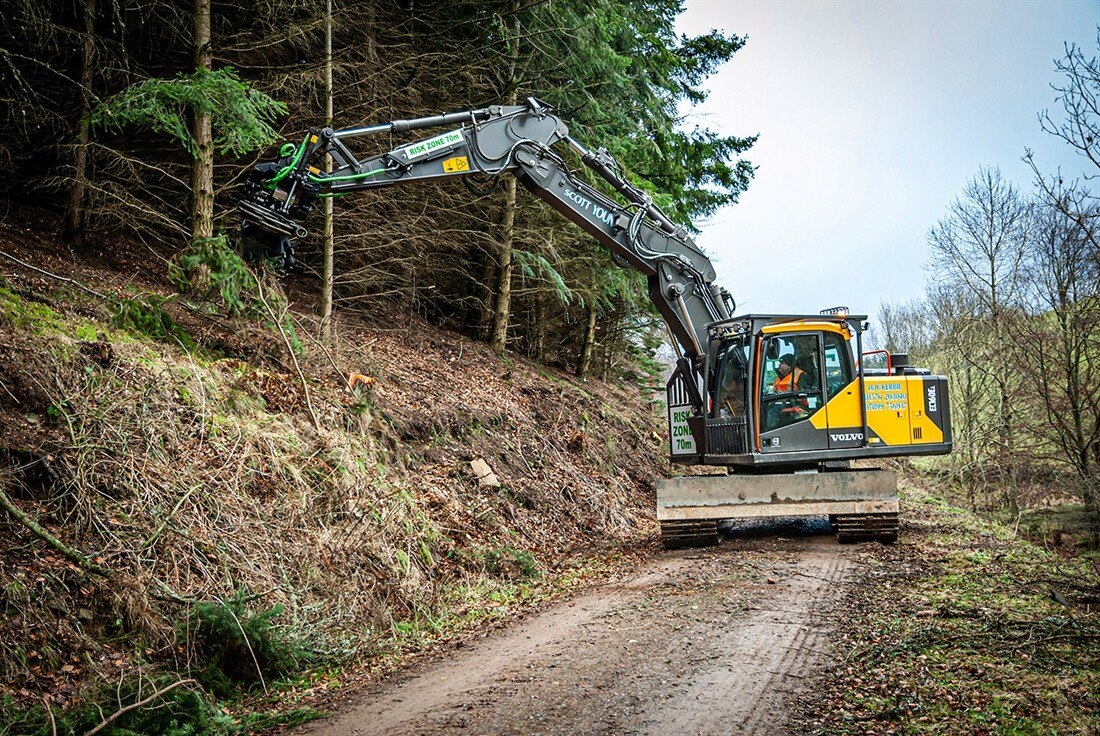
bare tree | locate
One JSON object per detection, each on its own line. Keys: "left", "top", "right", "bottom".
{"left": 1027, "top": 40, "right": 1100, "bottom": 261}
{"left": 1014, "top": 195, "right": 1100, "bottom": 520}
{"left": 927, "top": 166, "right": 1031, "bottom": 511}
{"left": 923, "top": 282, "right": 998, "bottom": 509}
{"left": 1024, "top": 37, "right": 1100, "bottom": 526}
{"left": 872, "top": 298, "right": 936, "bottom": 361}
{"left": 1036, "top": 39, "right": 1100, "bottom": 184}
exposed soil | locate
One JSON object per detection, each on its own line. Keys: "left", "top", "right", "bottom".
{"left": 293, "top": 521, "right": 853, "bottom": 736}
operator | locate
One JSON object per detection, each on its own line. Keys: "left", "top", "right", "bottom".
{"left": 768, "top": 353, "right": 809, "bottom": 427}
{"left": 773, "top": 354, "right": 805, "bottom": 393}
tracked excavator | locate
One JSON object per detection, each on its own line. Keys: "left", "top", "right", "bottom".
{"left": 237, "top": 98, "right": 952, "bottom": 547}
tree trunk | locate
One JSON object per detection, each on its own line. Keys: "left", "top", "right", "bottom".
{"left": 64, "top": 0, "right": 96, "bottom": 249}
{"left": 1000, "top": 379, "right": 1020, "bottom": 514}
{"left": 320, "top": 0, "right": 335, "bottom": 343}
{"left": 488, "top": 11, "right": 520, "bottom": 357}
{"left": 189, "top": 0, "right": 214, "bottom": 242}
{"left": 577, "top": 299, "right": 598, "bottom": 380}
{"left": 490, "top": 175, "right": 517, "bottom": 356}
{"left": 478, "top": 253, "right": 496, "bottom": 341}
{"left": 531, "top": 296, "right": 545, "bottom": 361}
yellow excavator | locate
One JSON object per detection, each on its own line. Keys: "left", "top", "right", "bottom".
{"left": 238, "top": 98, "right": 952, "bottom": 547}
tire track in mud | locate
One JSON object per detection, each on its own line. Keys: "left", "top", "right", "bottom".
{"left": 657, "top": 544, "right": 850, "bottom": 736}
{"left": 295, "top": 532, "right": 856, "bottom": 736}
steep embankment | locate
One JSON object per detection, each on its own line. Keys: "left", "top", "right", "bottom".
{"left": 0, "top": 207, "right": 667, "bottom": 732}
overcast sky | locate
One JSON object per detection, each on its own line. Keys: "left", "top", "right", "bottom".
{"left": 675, "top": 0, "right": 1099, "bottom": 320}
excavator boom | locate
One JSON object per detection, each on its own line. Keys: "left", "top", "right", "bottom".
{"left": 239, "top": 98, "right": 730, "bottom": 382}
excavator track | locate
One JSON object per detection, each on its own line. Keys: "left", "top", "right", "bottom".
{"left": 831, "top": 512, "right": 898, "bottom": 544}
{"left": 660, "top": 520, "right": 719, "bottom": 549}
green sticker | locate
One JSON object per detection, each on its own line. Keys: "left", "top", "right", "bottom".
{"left": 403, "top": 130, "right": 464, "bottom": 160}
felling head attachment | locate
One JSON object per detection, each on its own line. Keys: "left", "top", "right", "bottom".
{"left": 235, "top": 145, "right": 318, "bottom": 270}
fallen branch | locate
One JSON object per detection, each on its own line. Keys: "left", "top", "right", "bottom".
{"left": 83, "top": 678, "right": 199, "bottom": 736}
{"left": 0, "top": 481, "right": 111, "bottom": 577}
{"left": 0, "top": 249, "right": 108, "bottom": 299}
{"left": 42, "top": 694, "right": 56, "bottom": 736}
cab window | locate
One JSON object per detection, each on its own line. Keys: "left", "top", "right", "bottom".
{"left": 823, "top": 332, "right": 854, "bottom": 398}
{"left": 760, "top": 334, "right": 824, "bottom": 432}
{"left": 711, "top": 336, "right": 750, "bottom": 418}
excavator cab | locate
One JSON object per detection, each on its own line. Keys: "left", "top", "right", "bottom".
{"left": 667, "top": 312, "right": 951, "bottom": 470}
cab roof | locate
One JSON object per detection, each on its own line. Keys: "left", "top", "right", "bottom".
{"left": 709, "top": 313, "right": 866, "bottom": 339}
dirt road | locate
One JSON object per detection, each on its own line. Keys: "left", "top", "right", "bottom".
{"left": 297, "top": 525, "right": 855, "bottom": 736}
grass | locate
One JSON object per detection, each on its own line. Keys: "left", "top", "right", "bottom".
{"left": 0, "top": 252, "right": 664, "bottom": 734}
{"left": 798, "top": 480, "right": 1100, "bottom": 735}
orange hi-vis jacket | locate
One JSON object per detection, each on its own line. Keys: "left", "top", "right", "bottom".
{"left": 773, "top": 367, "right": 805, "bottom": 393}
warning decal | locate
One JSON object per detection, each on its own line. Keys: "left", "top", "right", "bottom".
{"left": 403, "top": 129, "right": 464, "bottom": 160}
{"left": 443, "top": 156, "right": 470, "bottom": 173}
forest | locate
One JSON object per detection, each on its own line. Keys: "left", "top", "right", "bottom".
{"left": 1, "top": 0, "right": 754, "bottom": 379}
{"left": 0, "top": 1, "right": 759, "bottom": 732}
{"left": 1, "top": 0, "right": 1099, "bottom": 733}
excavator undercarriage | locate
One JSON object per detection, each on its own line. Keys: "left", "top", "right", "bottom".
{"left": 656, "top": 469, "right": 900, "bottom": 547}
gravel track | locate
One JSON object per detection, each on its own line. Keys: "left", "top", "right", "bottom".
{"left": 296, "top": 527, "right": 855, "bottom": 736}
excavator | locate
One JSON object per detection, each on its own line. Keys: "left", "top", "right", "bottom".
{"left": 237, "top": 98, "right": 952, "bottom": 548}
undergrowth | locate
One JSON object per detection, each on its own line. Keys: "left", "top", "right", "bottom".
{"left": 111, "top": 293, "right": 195, "bottom": 348}
{"left": 798, "top": 480, "right": 1100, "bottom": 735}
{"left": 178, "top": 590, "right": 315, "bottom": 696}
{"left": 169, "top": 236, "right": 300, "bottom": 352}
{"left": 168, "top": 237, "right": 258, "bottom": 316}
{"left": 3, "top": 673, "right": 320, "bottom": 736}
{"left": 0, "top": 242, "right": 662, "bottom": 733}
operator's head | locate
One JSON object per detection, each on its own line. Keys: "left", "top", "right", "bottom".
{"left": 778, "top": 354, "right": 795, "bottom": 375}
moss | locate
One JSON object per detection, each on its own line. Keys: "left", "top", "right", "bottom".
{"left": 111, "top": 293, "right": 196, "bottom": 348}
{"left": 0, "top": 284, "right": 97, "bottom": 339}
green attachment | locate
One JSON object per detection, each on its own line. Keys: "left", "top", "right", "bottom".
{"left": 269, "top": 139, "right": 308, "bottom": 186}
{"left": 279, "top": 142, "right": 296, "bottom": 158}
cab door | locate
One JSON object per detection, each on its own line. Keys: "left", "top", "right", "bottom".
{"left": 757, "top": 332, "right": 829, "bottom": 453}
{"left": 820, "top": 331, "right": 863, "bottom": 449}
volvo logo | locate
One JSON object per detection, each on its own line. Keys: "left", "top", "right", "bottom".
{"left": 830, "top": 432, "right": 863, "bottom": 442}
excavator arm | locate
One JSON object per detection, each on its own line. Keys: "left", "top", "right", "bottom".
{"left": 238, "top": 98, "right": 732, "bottom": 407}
